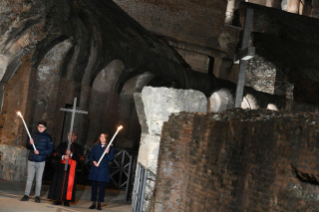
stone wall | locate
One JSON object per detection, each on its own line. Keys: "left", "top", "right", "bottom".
{"left": 134, "top": 86, "right": 207, "bottom": 212}
{"left": 174, "top": 48, "right": 209, "bottom": 73}
{"left": 152, "top": 109, "right": 319, "bottom": 212}
{"left": 0, "top": 145, "right": 28, "bottom": 181}
{"left": 0, "top": 53, "right": 33, "bottom": 181}
{"left": 113, "top": 0, "right": 240, "bottom": 56}
{"left": 246, "top": 54, "right": 294, "bottom": 99}
{"left": 32, "top": 40, "right": 73, "bottom": 146}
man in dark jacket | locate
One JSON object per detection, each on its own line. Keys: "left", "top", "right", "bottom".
{"left": 48, "top": 132, "right": 83, "bottom": 207}
{"left": 20, "top": 120, "right": 53, "bottom": 203}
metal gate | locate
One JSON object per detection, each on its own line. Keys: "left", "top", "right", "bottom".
{"left": 131, "top": 163, "right": 148, "bottom": 212}
{"left": 109, "top": 149, "right": 134, "bottom": 189}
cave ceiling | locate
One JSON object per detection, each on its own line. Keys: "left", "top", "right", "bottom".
{"left": 0, "top": 0, "right": 319, "bottom": 106}
{"left": 0, "top": 0, "right": 221, "bottom": 97}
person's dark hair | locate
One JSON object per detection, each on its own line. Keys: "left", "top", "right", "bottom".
{"left": 37, "top": 120, "right": 47, "bottom": 127}
{"left": 94, "top": 133, "right": 109, "bottom": 146}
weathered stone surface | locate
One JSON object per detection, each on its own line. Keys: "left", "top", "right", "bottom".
{"left": 141, "top": 87, "right": 207, "bottom": 136}
{"left": 208, "top": 88, "right": 234, "bottom": 112}
{"left": 86, "top": 60, "right": 125, "bottom": 148}
{"left": 174, "top": 48, "right": 209, "bottom": 73}
{"left": 137, "top": 133, "right": 161, "bottom": 175}
{"left": 0, "top": 144, "right": 28, "bottom": 181}
{"left": 134, "top": 93, "right": 148, "bottom": 135}
{"left": 152, "top": 109, "right": 319, "bottom": 212}
{"left": 134, "top": 86, "right": 207, "bottom": 212}
{"left": 113, "top": 0, "right": 240, "bottom": 55}
{"left": 143, "top": 171, "right": 156, "bottom": 212}
{"left": 33, "top": 39, "right": 73, "bottom": 139}
{"left": 0, "top": 53, "right": 33, "bottom": 146}
{"left": 137, "top": 87, "right": 208, "bottom": 172}
{"left": 246, "top": 54, "right": 294, "bottom": 99}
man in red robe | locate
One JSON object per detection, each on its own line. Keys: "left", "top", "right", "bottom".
{"left": 48, "top": 132, "right": 83, "bottom": 207}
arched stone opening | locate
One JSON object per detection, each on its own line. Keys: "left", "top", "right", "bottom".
{"left": 118, "top": 72, "right": 154, "bottom": 149}
{"left": 86, "top": 59, "right": 125, "bottom": 147}
{"left": 30, "top": 39, "right": 73, "bottom": 147}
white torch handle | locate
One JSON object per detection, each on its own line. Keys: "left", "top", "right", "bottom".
{"left": 97, "top": 129, "right": 120, "bottom": 166}
{"left": 21, "top": 117, "right": 36, "bottom": 151}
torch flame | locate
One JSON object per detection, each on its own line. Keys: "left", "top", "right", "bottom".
{"left": 118, "top": 125, "right": 123, "bottom": 130}
{"left": 17, "top": 111, "right": 22, "bottom": 118}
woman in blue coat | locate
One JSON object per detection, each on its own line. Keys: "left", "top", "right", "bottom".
{"left": 88, "top": 133, "right": 114, "bottom": 210}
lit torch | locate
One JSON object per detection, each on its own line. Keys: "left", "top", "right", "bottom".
{"left": 97, "top": 125, "right": 123, "bottom": 166}
{"left": 17, "top": 111, "right": 36, "bottom": 151}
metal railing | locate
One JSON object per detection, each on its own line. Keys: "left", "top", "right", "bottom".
{"left": 131, "top": 163, "right": 148, "bottom": 212}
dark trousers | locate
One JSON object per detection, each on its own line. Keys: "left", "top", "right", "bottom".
{"left": 91, "top": 181, "right": 107, "bottom": 202}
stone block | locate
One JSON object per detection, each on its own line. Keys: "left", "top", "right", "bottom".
{"left": 134, "top": 93, "right": 148, "bottom": 134}
{"left": 141, "top": 87, "right": 207, "bottom": 136}
{"left": 137, "top": 133, "right": 160, "bottom": 174}
{"left": 0, "top": 144, "right": 28, "bottom": 181}
{"left": 208, "top": 88, "right": 234, "bottom": 112}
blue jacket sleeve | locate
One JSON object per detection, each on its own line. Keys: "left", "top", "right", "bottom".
{"left": 107, "top": 147, "right": 114, "bottom": 161}
{"left": 89, "top": 146, "right": 96, "bottom": 162}
{"left": 26, "top": 137, "right": 34, "bottom": 150}
{"left": 40, "top": 136, "right": 53, "bottom": 155}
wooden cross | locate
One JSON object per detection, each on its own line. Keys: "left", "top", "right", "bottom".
{"left": 60, "top": 97, "right": 88, "bottom": 170}
{"left": 234, "top": 8, "right": 255, "bottom": 108}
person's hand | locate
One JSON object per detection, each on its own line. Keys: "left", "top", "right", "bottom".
{"left": 93, "top": 161, "right": 99, "bottom": 167}
{"left": 34, "top": 150, "right": 39, "bottom": 155}
{"left": 64, "top": 155, "right": 69, "bottom": 160}
{"left": 105, "top": 147, "right": 110, "bottom": 154}
{"left": 66, "top": 150, "right": 71, "bottom": 155}
{"left": 30, "top": 139, "right": 34, "bottom": 144}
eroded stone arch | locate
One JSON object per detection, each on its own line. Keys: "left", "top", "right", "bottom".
{"left": 118, "top": 72, "right": 154, "bottom": 149}
{"left": 86, "top": 59, "right": 125, "bottom": 147}
{"left": 30, "top": 39, "right": 73, "bottom": 145}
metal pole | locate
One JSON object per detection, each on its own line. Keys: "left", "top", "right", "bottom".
{"left": 64, "top": 98, "right": 77, "bottom": 171}
{"left": 234, "top": 8, "right": 254, "bottom": 107}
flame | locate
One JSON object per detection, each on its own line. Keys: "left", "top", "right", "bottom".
{"left": 17, "top": 111, "right": 22, "bottom": 118}
{"left": 118, "top": 125, "right": 123, "bottom": 130}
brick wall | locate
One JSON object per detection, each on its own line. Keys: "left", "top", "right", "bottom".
{"left": 0, "top": 53, "right": 33, "bottom": 146}
{"left": 152, "top": 109, "right": 319, "bottom": 212}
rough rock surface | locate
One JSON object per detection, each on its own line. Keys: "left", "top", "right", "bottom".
{"left": 0, "top": 145, "right": 28, "bottom": 181}
{"left": 134, "top": 86, "right": 207, "bottom": 212}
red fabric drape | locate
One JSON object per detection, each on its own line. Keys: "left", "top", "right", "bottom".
{"left": 59, "top": 159, "right": 77, "bottom": 200}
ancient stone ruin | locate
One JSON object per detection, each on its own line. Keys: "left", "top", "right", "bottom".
{"left": 0, "top": 0, "right": 318, "bottom": 212}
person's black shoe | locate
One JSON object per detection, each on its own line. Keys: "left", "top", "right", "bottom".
{"left": 64, "top": 201, "right": 70, "bottom": 207}
{"left": 35, "top": 196, "right": 41, "bottom": 203}
{"left": 52, "top": 201, "right": 62, "bottom": 205}
{"left": 89, "top": 204, "right": 96, "bottom": 209}
{"left": 97, "top": 202, "right": 102, "bottom": 210}
{"left": 20, "top": 195, "right": 29, "bottom": 201}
